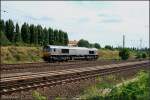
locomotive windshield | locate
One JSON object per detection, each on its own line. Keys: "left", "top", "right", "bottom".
{"left": 43, "top": 46, "right": 50, "bottom": 52}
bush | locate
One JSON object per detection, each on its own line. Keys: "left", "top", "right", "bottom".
{"left": 136, "top": 52, "right": 142, "bottom": 59}
{"left": 77, "top": 39, "right": 90, "bottom": 48}
{"left": 82, "top": 71, "right": 150, "bottom": 100}
{"left": 0, "top": 31, "right": 11, "bottom": 46}
{"left": 32, "top": 91, "right": 46, "bottom": 100}
{"left": 105, "top": 45, "right": 113, "bottom": 50}
{"left": 94, "top": 43, "right": 101, "bottom": 49}
{"left": 142, "top": 53, "right": 147, "bottom": 58}
{"left": 119, "top": 48, "right": 130, "bottom": 60}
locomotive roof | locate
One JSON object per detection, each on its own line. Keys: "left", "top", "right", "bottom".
{"left": 45, "top": 45, "right": 97, "bottom": 50}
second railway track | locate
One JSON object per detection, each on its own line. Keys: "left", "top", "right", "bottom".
{"left": 1, "top": 60, "right": 149, "bottom": 95}
{"left": 1, "top": 59, "right": 145, "bottom": 73}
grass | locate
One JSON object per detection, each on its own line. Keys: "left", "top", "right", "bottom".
{"left": 98, "top": 49, "right": 120, "bottom": 60}
{"left": 98, "top": 49, "right": 146, "bottom": 61}
{"left": 1, "top": 46, "right": 145, "bottom": 64}
{"left": 79, "top": 70, "right": 150, "bottom": 100}
{"left": 1, "top": 46, "right": 43, "bottom": 64}
{"left": 2, "top": 46, "right": 121, "bottom": 64}
{"left": 32, "top": 91, "right": 46, "bottom": 100}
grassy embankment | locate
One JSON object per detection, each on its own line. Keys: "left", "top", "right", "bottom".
{"left": 1, "top": 47, "right": 120, "bottom": 64}
{"left": 98, "top": 49, "right": 120, "bottom": 60}
{"left": 1, "top": 46, "right": 140, "bottom": 64}
{"left": 98, "top": 49, "right": 138, "bottom": 60}
{"left": 1, "top": 46, "right": 43, "bottom": 64}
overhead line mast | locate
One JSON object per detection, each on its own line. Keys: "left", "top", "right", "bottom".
{"left": 123, "top": 35, "right": 125, "bottom": 49}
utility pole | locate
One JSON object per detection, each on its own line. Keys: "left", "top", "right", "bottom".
{"left": 139, "top": 38, "right": 142, "bottom": 50}
{"left": 123, "top": 35, "right": 125, "bottom": 49}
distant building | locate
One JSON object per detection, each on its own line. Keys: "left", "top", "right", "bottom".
{"left": 68, "top": 40, "right": 78, "bottom": 47}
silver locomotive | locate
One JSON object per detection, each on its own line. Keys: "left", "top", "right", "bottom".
{"left": 43, "top": 45, "right": 98, "bottom": 62}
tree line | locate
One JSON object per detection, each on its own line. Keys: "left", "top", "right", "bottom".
{"left": 0, "top": 19, "right": 69, "bottom": 46}
{"left": 77, "top": 39, "right": 101, "bottom": 49}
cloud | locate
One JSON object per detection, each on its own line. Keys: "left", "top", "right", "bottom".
{"left": 77, "top": 17, "right": 89, "bottom": 23}
{"left": 101, "top": 18, "right": 121, "bottom": 23}
{"left": 97, "top": 14, "right": 122, "bottom": 23}
{"left": 1, "top": 1, "right": 149, "bottom": 48}
{"left": 24, "top": 16, "right": 55, "bottom": 22}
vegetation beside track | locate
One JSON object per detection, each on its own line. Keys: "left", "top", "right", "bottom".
{"left": 1, "top": 46, "right": 43, "bottom": 64}
{"left": 80, "top": 70, "right": 150, "bottom": 100}
{"left": 1, "top": 46, "right": 149, "bottom": 64}
{"left": 1, "top": 46, "right": 122, "bottom": 64}
{"left": 30, "top": 70, "right": 150, "bottom": 100}
{"left": 98, "top": 49, "right": 120, "bottom": 60}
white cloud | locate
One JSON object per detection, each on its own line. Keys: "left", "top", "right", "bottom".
{"left": 1, "top": 1, "right": 149, "bottom": 48}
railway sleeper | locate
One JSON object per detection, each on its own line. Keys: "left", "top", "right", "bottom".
{"left": 1, "top": 63, "right": 149, "bottom": 88}
{"left": 1, "top": 67, "right": 149, "bottom": 95}
{"left": 1, "top": 62, "right": 149, "bottom": 94}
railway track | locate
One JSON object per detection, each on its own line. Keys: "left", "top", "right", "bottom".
{"left": 1, "top": 59, "right": 145, "bottom": 73}
{"left": 1, "top": 60, "right": 149, "bottom": 95}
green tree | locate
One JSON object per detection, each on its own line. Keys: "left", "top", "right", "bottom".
{"left": 105, "top": 45, "right": 113, "bottom": 50}
{"left": 64, "top": 32, "right": 68, "bottom": 46}
{"left": 94, "top": 43, "right": 101, "bottom": 49}
{"left": 37, "top": 25, "right": 43, "bottom": 45}
{"left": 14, "top": 23, "right": 22, "bottom": 43}
{"left": 53, "top": 29, "right": 59, "bottom": 45}
{"left": 58, "top": 30, "right": 63, "bottom": 45}
{"left": 5, "top": 19, "right": 15, "bottom": 42}
{"left": 0, "top": 31, "right": 10, "bottom": 45}
{"left": 48, "top": 27, "right": 54, "bottom": 45}
{"left": 0, "top": 19, "right": 5, "bottom": 32}
{"left": 119, "top": 48, "right": 130, "bottom": 60}
{"left": 142, "top": 53, "right": 147, "bottom": 59}
{"left": 1, "top": 19, "right": 69, "bottom": 46}
{"left": 77, "top": 39, "right": 90, "bottom": 48}
{"left": 21, "top": 23, "right": 30, "bottom": 44}
{"left": 34, "top": 26, "right": 38, "bottom": 45}
{"left": 43, "top": 27, "right": 49, "bottom": 45}
{"left": 29, "top": 24, "right": 36, "bottom": 44}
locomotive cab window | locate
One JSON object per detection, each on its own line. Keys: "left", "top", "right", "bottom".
{"left": 62, "top": 49, "right": 69, "bottom": 53}
{"left": 43, "top": 46, "right": 50, "bottom": 52}
{"left": 89, "top": 51, "right": 94, "bottom": 54}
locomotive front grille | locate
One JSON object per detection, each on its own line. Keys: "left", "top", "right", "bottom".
{"left": 43, "top": 52, "right": 51, "bottom": 57}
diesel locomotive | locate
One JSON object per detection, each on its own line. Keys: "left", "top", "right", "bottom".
{"left": 43, "top": 45, "right": 98, "bottom": 62}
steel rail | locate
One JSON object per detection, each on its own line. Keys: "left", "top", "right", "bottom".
{"left": 0, "top": 60, "right": 149, "bottom": 95}
{"left": 1, "top": 60, "right": 148, "bottom": 79}
{"left": 1, "top": 59, "right": 145, "bottom": 73}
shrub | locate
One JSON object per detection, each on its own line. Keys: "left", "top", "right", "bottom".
{"left": 142, "top": 53, "right": 147, "bottom": 58}
{"left": 136, "top": 52, "right": 142, "bottom": 59}
{"left": 77, "top": 39, "right": 90, "bottom": 48}
{"left": 32, "top": 91, "right": 46, "bottom": 100}
{"left": 105, "top": 45, "right": 113, "bottom": 50}
{"left": 0, "top": 31, "right": 11, "bottom": 46}
{"left": 81, "top": 71, "right": 150, "bottom": 100}
{"left": 119, "top": 48, "right": 130, "bottom": 60}
{"left": 94, "top": 43, "right": 101, "bottom": 49}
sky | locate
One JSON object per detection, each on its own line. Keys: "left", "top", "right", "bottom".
{"left": 1, "top": 1, "right": 149, "bottom": 48}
